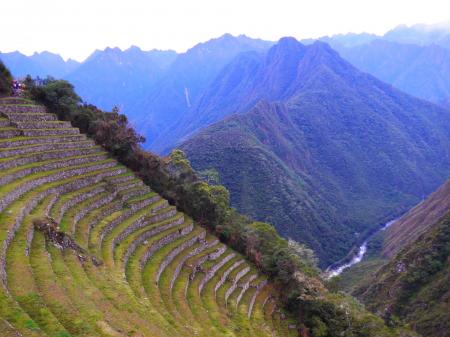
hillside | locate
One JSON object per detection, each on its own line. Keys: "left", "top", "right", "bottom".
{"left": 181, "top": 38, "right": 450, "bottom": 266}
{"left": 383, "top": 179, "right": 450, "bottom": 257}
{"left": 355, "top": 203, "right": 450, "bottom": 337}
{"left": 132, "top": 34, "right": 273, "bottom": 149}
{"left": 0, "top": 97, "right": 296, "bottom": 336}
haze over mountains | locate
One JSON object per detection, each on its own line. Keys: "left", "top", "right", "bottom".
{"left": 0, "top": 51, "right": 79, "bottom": 78}
{"left": 65, "top": 46, "right": 177, "bottom": 114}
{"left": 3, "top": 21, "right": 450, "bottom": 145}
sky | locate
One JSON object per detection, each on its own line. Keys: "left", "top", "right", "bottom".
{"left": 1, "top": 0, "right": 450, "bottom": 61}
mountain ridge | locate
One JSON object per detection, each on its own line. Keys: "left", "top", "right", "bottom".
{"left": 181, "top": 37, "right": 450, "bottom": 266}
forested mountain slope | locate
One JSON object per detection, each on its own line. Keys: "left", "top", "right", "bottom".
{"left": 354, "top": 180, "right": 450, "bottom": 337}
{"left": 181, "top": 38, "right": 450, "bottom": 266}
{"left": 132, "top": 34, "right": 273, "bottom": 150}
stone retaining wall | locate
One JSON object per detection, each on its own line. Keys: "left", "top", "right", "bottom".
{"left": 0, "top": 148, "right": 103, "bottom": 170}
{"left": 5, "top": 112, "right": 57, "bottom": 121}
{"left": 113, "top": 208, "right": 179, "bottom": 249}
{"left": 0, "top": 141, "right": 96, "bottom": 159}
{"left": 0, "top": 105, "right": 47, "bottom": 113}
{"left": 98, "top": 194, "right": 160, "bottom": 245}
{"left": 198, "top": 253, "right": 235, "bottom": 295}
{"left": 214, "top": 260, "right": 244, "bottom": 295}
{"left": 0, "top": 155, "right": 109, "bottom": 186}
{"left": 0, "top": 129, "right": 21, "bottom": 138}
{"left": 0, "top": 161, "right": 118, "bottom": 213}
{"left": 106, "top": 174, "right": 134, "bottom": 184}
{"left": 236, "top": 274, "right": 258, "bottom": 308}
{"left": 71, "top": 193, "right": 116, "bottom": 234}
{"left": 139, "top": 222, "right": 194, "bottom": 269}
{"left": 186, "top": 243, "right": 225, "bottom": 293}
{"left": 21, "top": 128, "right": 79, "bottom": 137}
{"left": 247, "top": 280, "right": 268, "bottom": 318}
{"left": 225, "top": 266, "right": 250, "bottom": 304}
{"left": 156, "top": 231, "right": 207, "bottom": 284}
{"left": 0, "top": 120, "right": 10, "bottom": 127}
{"left": 170, "top": 239, "right": 214, "bottom": 291}
{"left": 12, "top": 121, "right": 72, "bottom": 129}
{"left": 122, "top": 216, "right": 186, "bottom": 265}
{"left": 0, "top": 166, "right": 126, "bottom": 286}
{"left": 0, "top": 134, "right": 87, "bottom": 148}
{"left": 55, "top": 186, "right": 106, "bottom": 223}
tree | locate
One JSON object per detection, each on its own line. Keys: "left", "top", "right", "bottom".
{"left": 0, "top": 61, "right": 13, "bottom": 96}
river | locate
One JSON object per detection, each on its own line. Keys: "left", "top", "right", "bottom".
{"left": 326, "top": 219, "right": 397, "bottom": 278}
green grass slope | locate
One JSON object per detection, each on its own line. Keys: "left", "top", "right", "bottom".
{"left": 0, "top": 97, "right": 294, "bottom": 337}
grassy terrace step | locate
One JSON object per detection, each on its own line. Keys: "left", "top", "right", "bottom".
{"left": 6, "top": 196, "right": 70, "bottom": 337}
{"left": 0, "top": 99, "right": 290, "bottom": 336}
{"left": 170, "top": 237, "right": 224, "bottom": 336}
{"left": 12, "top": 121, "right": 73, "bottom": 129}
{"left": 0, "top": 127, "right": 21, "bottom": 138}
{"left": 0, "top": 147, "right": 105, "bottom": 170}
{"left": 0, "top": 140, "right": 96, "bottom": 159}
{"left": 0, "top": 134, "right": 88, "bottom": 148}
{"left": 3, "top": 112, "right": 58, "bottom": 122}
{"left": 49, "top": 183, "right": 107, "bottom": 222}
{"left": 0, "top": 104, "right": 47, "bottom": 114}
{"left": 0, "top": 98, "right": 34, "bottom": 105}
{"left": 21, "top": 128, "right": 80, "bottom": 137}
{"left": 0, "top": 165, "right": 127, "bottom": 284}
{"left": 125, "top": 221, "right": 195, "bottom": 335}
{"left": 0, "top": 153, "right": 111, "bottom": 188}
{"left": 0, "top": 118, "right": 10, "bottom": 127}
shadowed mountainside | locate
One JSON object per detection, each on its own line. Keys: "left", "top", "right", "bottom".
{"left": 181, "top": 38, "right": 450, "bottom": 266}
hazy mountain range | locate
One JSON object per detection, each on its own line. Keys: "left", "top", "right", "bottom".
{"left": 0, "top": 51, "right": 79, "bottom": 78}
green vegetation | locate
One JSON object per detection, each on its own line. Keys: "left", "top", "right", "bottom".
{"left": 19, "top": 77, "right": 413, "bottom": 336}
{"left": 354, "top": 212, "right": 450, "bottom": 337}
{"left": 0, "top": 60, "right": 13, "bottom": 96}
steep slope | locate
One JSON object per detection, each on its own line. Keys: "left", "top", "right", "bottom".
{"left": 65, "top": 46, "right": 177, "bottom": 112}
{"left": 0, "top": 51, "right": 79, "bottom": 78}
{"left": 336, "top": 39, "right": 450, "bottom": 104}
{"left": 132, "top": 34, "right": 273, "bottom": 149}
{"left": 181, "top": 38, "right": 450, "bottom": 266}
{"left": 354, "top": 185, "right": 450, "bottom": 337}
{"left": 383, "top": 179, "right": 450, "bottom": 257}
{"left": 0, "top": 97, "right": 295, "bottom": 337}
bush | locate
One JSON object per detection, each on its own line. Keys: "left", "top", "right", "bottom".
{"left": 0, "top": 61, "right": 13, "bottom": 96}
